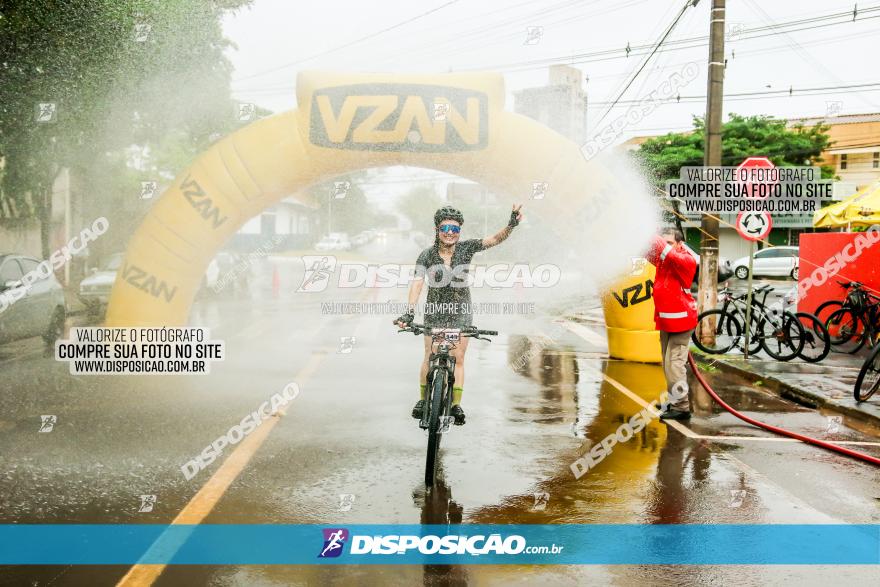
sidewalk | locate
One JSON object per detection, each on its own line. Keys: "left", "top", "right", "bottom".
{"left": 691, "top": 348, "right": 880, "bottom": 428}
{"left": 561, "top": 305, "right": 880, "bottom": 428}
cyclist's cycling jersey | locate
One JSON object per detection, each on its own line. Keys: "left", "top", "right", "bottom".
{"left": 416, "top": 239, "right": 484, "bottom": 328}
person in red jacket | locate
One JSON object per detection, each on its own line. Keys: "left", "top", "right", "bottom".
{"left": 645, "top": 227, "right": 698, "bottom": 421}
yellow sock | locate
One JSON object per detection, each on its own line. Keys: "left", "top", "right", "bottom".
{"left": 452, "top": 386, "right": 463, "bottom": 405}
{"left": 419, "top": 383, "right": 426, "bottom": 400}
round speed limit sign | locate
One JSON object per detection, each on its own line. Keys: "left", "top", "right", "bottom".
{"left": 736, "top": 211, "right": 772, "bottom": 241}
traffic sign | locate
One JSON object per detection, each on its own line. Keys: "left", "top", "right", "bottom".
{"left": 736, "top": 156, "right": 776, "bottom": 198}
{"left": 736, "top": 211, "right": 773, "bottom": 241}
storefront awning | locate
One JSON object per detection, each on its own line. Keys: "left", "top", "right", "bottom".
{"left": 813, "top": 179, "right": 880, "bottom": 228}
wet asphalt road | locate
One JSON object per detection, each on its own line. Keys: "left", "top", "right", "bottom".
{"left": 1, "top": 236, "right": 879, "bottom": 586}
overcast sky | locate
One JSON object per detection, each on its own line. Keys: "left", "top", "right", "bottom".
{"left": 221, "top": 0, "right": 879, "bottom": 203}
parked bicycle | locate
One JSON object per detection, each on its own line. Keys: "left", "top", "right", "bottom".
{"left": 692, "top": 284, "right": 807, "bottom": 361}
{"left": 397, "top": 322, "right": 497, "bottom": 486}
{"left": 819, "top": 281, "right": 880, "bottom": 354}
{"left": 854, "top": 342, "right": 880, "bottom": 402}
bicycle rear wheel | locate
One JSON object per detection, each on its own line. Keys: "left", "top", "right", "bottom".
{"left": 795, "top": 312, "right": 831, "bottom": 363}
{"left": 854, "top": 344, "right": 880, "bottom": 402}
{"left": 759, "top": 311, "right": 805, "bottom": 361}
{"left": 425, "top": 369, "right": 446, "bottom": 486}
{"left": 692, "top": 309, "right": 741, "bottom": 354}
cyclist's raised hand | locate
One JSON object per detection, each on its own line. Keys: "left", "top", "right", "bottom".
{"left": 508, "top": 204, "right": 524, "bottom": 228}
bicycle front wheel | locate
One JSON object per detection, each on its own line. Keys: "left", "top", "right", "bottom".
{"left": 814, "top": 300, "right": 843, "bottom": 325}
{"left": 692, "top": 309, "right": 741, "bottom": 354}
{"left": 826, "top": 308, "right": 866, "bottom": 354}
{"left": 425, "top": 369, "right": 446, "bottom": 486}
{"left": 854, "top": 344, "right": 880, "bottom": 402}
{"left": 759, "top": 311, "right": 805, "bottom": 361}
{"left": 795, "top": 312, "right": 831, "bottom": 363}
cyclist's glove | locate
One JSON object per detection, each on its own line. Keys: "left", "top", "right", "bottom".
{"left": 508, "top": 210, "right": 520, "bottom": 228}
{"left": 395, "top": 312, "right": 414, "bottom": 327}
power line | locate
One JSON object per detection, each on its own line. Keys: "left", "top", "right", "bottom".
{"left": 461, "top": 5, "right": 880, "bottom": 73}
{"left": 232, "top": 0, "right": 462, "bottom": 83}
{"left": 591, "top": 0, "right": 698, "bottom": 133}
{"left": 230, "top": 6, "right": 880, "bottom": 95}
{"left": 230, "top": 27, "right": 880, "bottom": 99}
{"left": 743, "top": 0, "right": 880, "bottom": 111}
{"left": 586, "top": 82, "right": 880, "bottom": 106}
{"left": 363, "top": 0, "right": 650, "bottom": 74}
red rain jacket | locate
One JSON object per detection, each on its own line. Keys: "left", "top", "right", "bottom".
{"left": 645, "top": 235, "right": 698, "bottom": 332}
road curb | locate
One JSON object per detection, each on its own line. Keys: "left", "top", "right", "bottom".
{"left": 690, "top": 348, "right": 880, "bottom": 428}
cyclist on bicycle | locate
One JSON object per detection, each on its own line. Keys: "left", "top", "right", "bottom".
{"left": 395, "top": 204, "right": 524, "bottom": 425}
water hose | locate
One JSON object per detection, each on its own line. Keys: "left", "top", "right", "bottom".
{"left": 687, "top": 352, "right": 880, "bottom": 466}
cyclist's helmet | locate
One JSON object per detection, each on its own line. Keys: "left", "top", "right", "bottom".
{"left": 434, "top": 206, "right": 464, "bottom": 227}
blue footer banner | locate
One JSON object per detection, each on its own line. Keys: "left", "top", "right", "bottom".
{"left": 1, "top": 524, "right": 878, "bottom": 565}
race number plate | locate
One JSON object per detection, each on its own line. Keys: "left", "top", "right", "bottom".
{"left": 436, "top": 328, "right": 461, "bottom": 342}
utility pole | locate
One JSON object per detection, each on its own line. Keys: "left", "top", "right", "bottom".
{"left": 697, "top": 0, "right": 725, "bottom": 344}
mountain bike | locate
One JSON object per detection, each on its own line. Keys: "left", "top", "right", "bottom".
{"left": 821, "top": 281, "right": 880, "bottom": 354}
{"left": 692, "top": 284, "right": 805, "bottom": 360}
{"left": 814, "top": 280, "right": 873, "bottom": 323}
{"left": 854, "top": 342, "right": 880, "bottom": 402}
{"left": 397, "top": 323, "right": 497, "bottom": 486}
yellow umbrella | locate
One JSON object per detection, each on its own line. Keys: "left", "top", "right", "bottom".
{"left": 813, "top": 179, "right": 880, "bottom": 228}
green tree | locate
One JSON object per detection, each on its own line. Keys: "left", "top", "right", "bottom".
{"left": 308, "top": 171, "right": 377, "bottom": 237}
{"left": 398, "top": 184, "right": 444, "bottom": 235}
{"left": 634, "top": 114, "right": 835, "bottom": 186}
{"left": 0, "top": 0, "right": 251, "bottom": 257}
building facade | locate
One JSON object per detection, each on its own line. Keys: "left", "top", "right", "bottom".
{"left": 513, "top": 65, "right": 588, "bottom": 144}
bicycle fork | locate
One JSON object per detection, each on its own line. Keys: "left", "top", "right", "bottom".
{"left": 420, "top": 354, "right": 456, "bottom": 430}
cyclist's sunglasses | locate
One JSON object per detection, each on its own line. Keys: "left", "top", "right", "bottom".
{"left": 439, "top": 224, "right": 461, "bottom": 234}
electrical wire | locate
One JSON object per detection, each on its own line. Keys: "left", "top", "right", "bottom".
{"left": 465, "top": 8, "right": 880, "bottom": 73}
{"left": 232, "top": 0, "right": 462, "bottom": 83}
{"left": 579, "top": 0, "right": 697, "bottom": 133}
{"left": 586, "top": 81, "right": 880, "bottom": 106}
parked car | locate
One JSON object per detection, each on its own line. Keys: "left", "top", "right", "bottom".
{"left": 81, "top": 252, "right": 228, "bottom": 314}
{"left": 732, "top": 246, "right": 799, "bottom": 280}
{"left": 0, "top": 254, "right": 66, "bottom": 346}
{"left": 351, "top": 231, "right": 372, "bottom": 247}
{"left": 315, "top": 233, "right": 352, "bottom": 251}
{"left": 78, "top": 253, "right": 123, "bottom": 316}
{"left": 682, "top": 243, "right": 734, "bottom": 284}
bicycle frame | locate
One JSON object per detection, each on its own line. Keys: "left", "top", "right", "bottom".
{"left": 420, "top": 331, "right": 458, "bottom": 431}
{"left": 718, "top": 288, "right": 779, "bottom": 338}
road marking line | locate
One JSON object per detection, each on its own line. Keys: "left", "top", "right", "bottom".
{"left": 597, "top": 369, "right": 698, "bottom": 438}
{"left": 115, "top": 351, "right": 325, "bottom": 587}
{"left": 556, "top": 319, "right": 606, "bottom": 347}
{"left": 698, "top": 435, "right": 880, "bottom": 447}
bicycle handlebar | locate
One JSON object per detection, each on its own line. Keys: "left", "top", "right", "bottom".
{"left": 395, "top": 322, "right": 498, "bottom": 337}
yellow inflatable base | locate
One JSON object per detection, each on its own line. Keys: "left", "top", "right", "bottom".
{"left": 606, "top": 326, "right": 661, "bottom": 364}
{"left": 602, "top": 261, "right": 662, "bottom": 363}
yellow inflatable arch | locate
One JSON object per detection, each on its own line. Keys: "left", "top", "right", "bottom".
{"left": 105, "top": 71, "right": 660, "bottom": 363}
